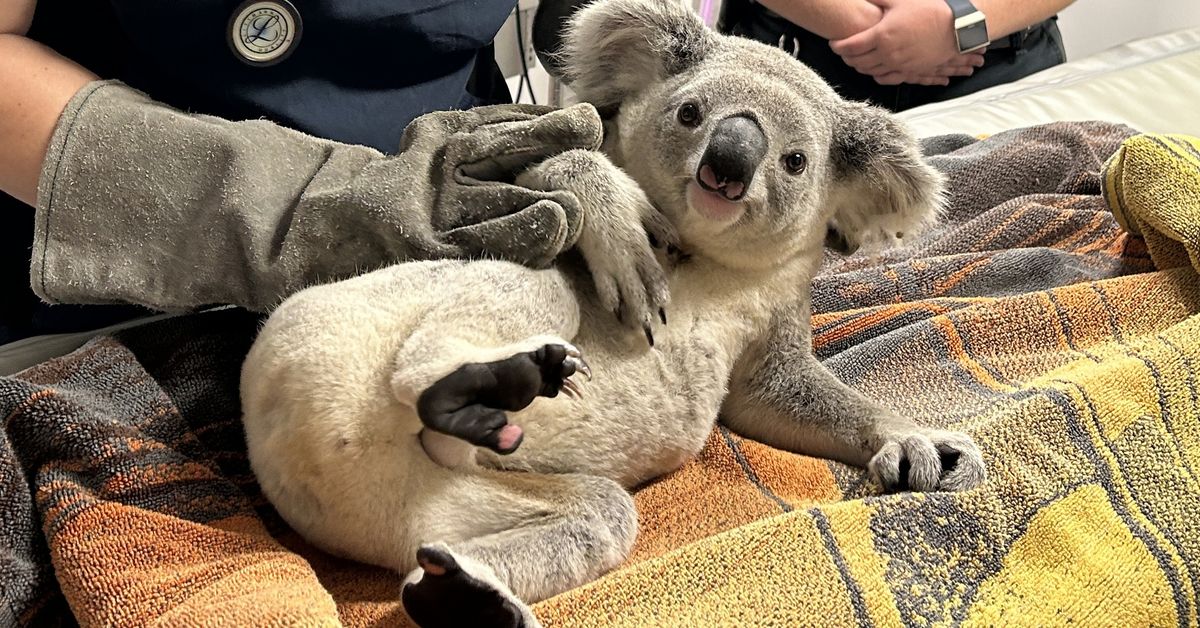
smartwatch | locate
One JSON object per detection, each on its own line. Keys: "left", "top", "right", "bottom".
{"left": 945, "top": 0, "right": 989, "bottom": 54}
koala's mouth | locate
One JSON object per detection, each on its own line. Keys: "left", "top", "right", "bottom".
{"left": 696, "top": 164, "right": 746, "bottom": 201}
{"left": 686, "top": 181, "right": 745, "bottom": 224}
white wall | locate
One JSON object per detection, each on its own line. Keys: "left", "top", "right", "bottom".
{"left": 1056, "top": 0, "right": 1200, "bottom": 60}
{"left": 495, "top": 3, "right": 554, "bottom": 105}
{"left": 499, "top": 0, "right": 1200, "bottom": 104}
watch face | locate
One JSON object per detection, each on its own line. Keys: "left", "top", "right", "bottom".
{"left": 958, "top": 23, "right": 989, "bottom": 51}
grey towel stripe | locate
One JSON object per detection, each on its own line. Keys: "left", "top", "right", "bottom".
{"left": 811, "top": 508, "right": 873, "bottom": 628}
{"left": 1050, "top": 384, "right": 1192, "bottom": 626}
{"left": 1155, "top": 135, "right": 1200, "bottom": 176}
{"left": 717, "top": 425, "right": 791, "bottom": 514}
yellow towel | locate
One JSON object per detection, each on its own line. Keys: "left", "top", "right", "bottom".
{"left": 1105, "top": 133, "right": 1200, "bottom": 272}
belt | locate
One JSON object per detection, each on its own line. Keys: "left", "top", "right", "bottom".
{"left": 987, "top": 17, "right": 1054, "bottom": 50}
{"left": 988, "top": 26, "right": 1036, "bottom": 50}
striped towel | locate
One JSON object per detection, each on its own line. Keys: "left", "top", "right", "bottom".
{"left": 1, "top": 121, "right": 1197, "bottom": 627}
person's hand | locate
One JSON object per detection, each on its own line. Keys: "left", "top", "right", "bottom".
{"left": 829, "top": 0, "right": 985, "bottom": 86}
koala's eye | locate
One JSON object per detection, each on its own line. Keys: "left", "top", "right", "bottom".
{"left": 677, "top": 102, "right": 702, "bottom": 127}
{"left": 783, "top": 152, "right": 808, "bottom": 175}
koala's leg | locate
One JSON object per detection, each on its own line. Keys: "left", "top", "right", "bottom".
{"left": 402, "top": 470, "right": 636, "bottom": 628}
{"left": 517, "top": 149, "right": 677, "bottom": 344}
{"left": 413, "top": 335, "right": 590, "bottom": 456}
{"left": 391, "top": 266, "right": 588, "bottom": 457}
{"left": 724, "top": 314, "right": 985, "bottom": 493}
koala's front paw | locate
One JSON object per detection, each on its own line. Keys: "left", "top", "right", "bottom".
{"left": 868, "top": 427, "right": 985, "bottom": 493}
{"left": 514, "top": 148, "right": 677, "bottom": 345}
{"left": 403, "top": 543, "right": 540, "bottom": 628}
{"left": 578, "top": 196, "right": 678, "bottom": 347}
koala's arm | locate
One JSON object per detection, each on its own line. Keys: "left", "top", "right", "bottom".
{"left": 517, "top": 149, "right": 676, "bottom": 343}
{"left": 722, "top": 305, "right": 985, "bottom": 492}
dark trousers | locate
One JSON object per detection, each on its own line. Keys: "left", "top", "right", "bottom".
{"left": 724, "top": 3, "right": 1066, "bottom": 112}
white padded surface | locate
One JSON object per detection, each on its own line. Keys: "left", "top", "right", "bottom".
{"left": 0, "top": 314, "right": 175, "bottom": 376}
{"left": 899, "top": 27, "right": 1200, "bottom": 138}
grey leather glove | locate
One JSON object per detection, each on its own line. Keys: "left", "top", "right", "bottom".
{"left": 32, "top": 81, "right": 603, "bottom": 312}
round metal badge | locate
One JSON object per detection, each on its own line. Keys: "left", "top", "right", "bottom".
{"left": 228, "top": 0, "right": 303, "bottom": 66}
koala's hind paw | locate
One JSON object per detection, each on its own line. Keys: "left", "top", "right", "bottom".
{"left": 417, "top": 341, "right": 591, "bottom": 454}
{"left": 514, "top": 341, "right": 590, "bottom": 399}
{"left": 558, "top": 343, "right": 593, "bottom": 399}
{"left": 868, "top": 427, "right": 985, "bottom": 493}
{"left": 403, "top": 543, "right": 539, "bottom": 628}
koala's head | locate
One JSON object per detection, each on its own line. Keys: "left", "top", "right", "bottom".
{"left": 557, "top": 0, "right": 944, "bottom": 270}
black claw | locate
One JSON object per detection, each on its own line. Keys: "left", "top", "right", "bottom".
{"left": 643, "top": 323, "right": 655, "bottom": 347}
{"left": 648, "top": 233, "right": 660, "bottom": 248}
{"left": 659, "top": 308, "right": 667, "bottom": 325}
{"left": 615, "top": 308, "right": 624, "bottom": 325}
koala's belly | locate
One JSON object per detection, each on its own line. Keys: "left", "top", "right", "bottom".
{"left": 479, "top": 320, "right": 733, "bottom": 488}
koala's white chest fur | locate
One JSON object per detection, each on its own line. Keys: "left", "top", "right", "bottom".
{"left": 477, "top": 264, "right": 780, "bottom": 486}
{"left": 241, "top": 256, "right": 801, "bottom": 529}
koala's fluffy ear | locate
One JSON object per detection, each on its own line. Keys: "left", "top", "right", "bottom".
{"left": 560, "top": 0, "right": 715, "bottom": 109}
{"left": 826, "top": 102, "right": 946, "bottom": 255}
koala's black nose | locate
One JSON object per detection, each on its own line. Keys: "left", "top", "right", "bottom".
{"left": 696, "top": 115, "right": 767, "bottom": 202}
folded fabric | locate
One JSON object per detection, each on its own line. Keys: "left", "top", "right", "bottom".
{"left": 2, "top": 121, "right": 1197, "bottom": 627}
{"left": 1104, "top": 133, "right": 1200, "bottom": 273}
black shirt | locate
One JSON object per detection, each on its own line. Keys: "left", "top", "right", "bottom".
{"left": 1, "top": 0, "right": 515, "bottom": 343}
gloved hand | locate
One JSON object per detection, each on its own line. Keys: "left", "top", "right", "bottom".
{"left": 32, "top": 81, "right": 604, "bottom": 312}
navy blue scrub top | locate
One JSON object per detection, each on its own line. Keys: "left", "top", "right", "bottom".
{"left": 29, "top": 0, "right": 516, "bottom": 151}
{"left": 0, "top": 0, "right": 516, "bottom": 343}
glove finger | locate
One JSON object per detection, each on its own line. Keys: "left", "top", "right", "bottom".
{"left": 468, "top": 103, "right": 558, "bottom": 123}
{"left": 449, "top": 182, "right": 583, "bottom": 240}
{"left": 396, "top": 105, "right": 555, "bottom": 154}
{"left": 441, "top": 198, "right": 573, "bottom": 269}
{"left": 450, "top": 104, "right": 603, "bottom": 181}
{"left": 397, "top": 109, "right": 479, "bottom": 153}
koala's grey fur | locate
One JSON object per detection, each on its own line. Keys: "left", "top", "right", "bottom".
{"left": 239, "top": 1, "right": 985, "bottom": 625}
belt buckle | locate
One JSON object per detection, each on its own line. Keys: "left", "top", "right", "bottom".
{"left": 1012, "top": 25, "right": 1036, "bottom": 49}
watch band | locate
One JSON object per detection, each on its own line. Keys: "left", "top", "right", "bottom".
{"left": 944, "top": 0, "right": 989, "bottom": 53}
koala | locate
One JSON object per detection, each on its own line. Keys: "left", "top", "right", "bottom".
{"left": 238, "top": 1, "right": 986, "bottom": 626}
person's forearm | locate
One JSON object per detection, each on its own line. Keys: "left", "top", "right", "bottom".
{"left": 0, "top": 2, "right": 34, "bottom": 34}
{"left": 0, "top": 34, "right": 97, "bottom": 206}
{"left": 973, "top": 0, "right": 1075, "bottom": 40}
{"left": 754, "top": 0, "right": 882, "bottom": 41}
